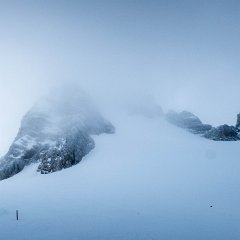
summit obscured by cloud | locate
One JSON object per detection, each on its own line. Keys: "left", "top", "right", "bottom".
{"left": 0, "top": 0, "right": 240, "bottom": 154}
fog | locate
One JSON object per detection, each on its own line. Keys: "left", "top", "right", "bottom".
{"left": 1, "top": 0, "right": 240, "bottom": 154}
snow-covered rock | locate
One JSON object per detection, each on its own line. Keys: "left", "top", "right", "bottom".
{"left": 204, "top": 124, "right": 240, "bottom": 141}
{"left": 166, "top": 110, "right": 240, "bottom": 141}
{"left": 0, "top": 87, "right": 114, "bottom": 180}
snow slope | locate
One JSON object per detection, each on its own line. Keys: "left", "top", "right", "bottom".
{"left": 0, "top": 113, "right": 240, "bottom": 240}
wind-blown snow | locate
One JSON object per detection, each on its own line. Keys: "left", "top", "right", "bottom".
{"left": 0, "top": 113, "right": 240, "bottom": 239}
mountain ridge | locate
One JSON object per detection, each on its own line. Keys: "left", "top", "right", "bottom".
{"left": 0, "top": 89, "right": 114, "bottom": 180}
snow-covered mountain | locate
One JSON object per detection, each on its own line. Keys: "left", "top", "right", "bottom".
{"left": 0, "top": 88, "right": 114, "bottom": 180}
{"left": 0, "top": 111, "right": 240, "bottom": 240}
{"left": 0, "top": 89, "right": 240, "bottom": 239}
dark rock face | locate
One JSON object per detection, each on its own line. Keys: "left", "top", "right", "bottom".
{"left": 166, "top": 111, "right": 212, "bottom": 135}
{"left": 0, "top": 88, "right": 115, "bottom": 180}
{"left": 204, "top": 124, "right": 240, "bottom": 141}
{"left": 236, "top": 113, "right": 240, "bottom": 129}
{"left": 37, "top": 130, "right": 95, "bottom": 174}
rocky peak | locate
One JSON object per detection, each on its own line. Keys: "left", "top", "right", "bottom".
{"left": 0, "top": 87, "right": 115, "bottom": 180}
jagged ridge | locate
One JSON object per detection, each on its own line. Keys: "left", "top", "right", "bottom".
{"left": 166, "top": 110, "right": 240, "bottom": 141}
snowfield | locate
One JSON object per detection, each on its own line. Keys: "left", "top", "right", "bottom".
{"left": 0, "top": 114, "right": 240, "bottom": 240}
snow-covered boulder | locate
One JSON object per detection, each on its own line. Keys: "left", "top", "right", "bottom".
{"left": 0, "top": 87, "right": 115, "bottom": 180}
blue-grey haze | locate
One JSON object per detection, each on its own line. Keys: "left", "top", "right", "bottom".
{"left": 0, "top": 0, "right": 240, "bottom": 154}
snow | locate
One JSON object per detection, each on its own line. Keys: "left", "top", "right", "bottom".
{"left": 0, "top": 113, "right": 240, "bottom": 239}
{"left": 14, "top": 135, "right": 37, "bottom": 150}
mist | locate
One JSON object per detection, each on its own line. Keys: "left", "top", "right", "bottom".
{"left": 1, "top": 0, "right": 240, "bottom": 155}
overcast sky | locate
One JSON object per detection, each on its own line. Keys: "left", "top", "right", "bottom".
{"left": 0, "top": 0, "right": 240, "bottom": 154}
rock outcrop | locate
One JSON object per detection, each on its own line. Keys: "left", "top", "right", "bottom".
{"left": 166, "top": 111, "right": 212, "bottom": 135}
{"left": 0, "top": 87, "right": 114, "bottom": 180}
{"left": 166, "top": 110, "right": 240, "bottom": 141}
{"left": 204, "top": 124, "right": 240, "bottom": 141}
